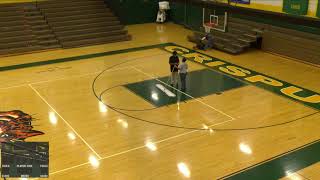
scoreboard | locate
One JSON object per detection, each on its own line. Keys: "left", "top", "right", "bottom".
{"left": 1, "top": 142, "right": 49, "bottom": 178}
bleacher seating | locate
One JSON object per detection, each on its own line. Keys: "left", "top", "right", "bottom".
{"left": 188, "top": 16, "right": 263, "bottom": 54}
{"left": 0, "top": 0, "right": 131, "bottom": 56}
{"left": 37, "top": 0, "right": 131, "bottom": 48}
{"left": 0, "top": 2, "right": 61, "bottom": 55}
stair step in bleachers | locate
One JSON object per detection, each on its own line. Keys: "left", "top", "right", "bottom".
{"left": 39, "top": 4, "right": 106, "bottom": 13}
{"left": 48, "top": 17, "right": 119, "bottom": 27}
{"left": 39, "top": 0, "right": 105, "bottom": 8}
{"left": 44, "top": 9, "right": 113, "bottom": 18}
{"left": 62, "top": 34, "right": 131, "bottom": 48}
{"left": 45, "top": 12, "right": 114, "bottom": 22}
{"left": 0, "top": 40, "right": 38, "bottom": 49}
{"left": 0, "top": 46, "right": 40, "bottom": 55}
{"left": 55, "top": 25, "right": 125, "bottom": 37}
{"left": 58, "top": 30, "right": 128, "bottom": 41}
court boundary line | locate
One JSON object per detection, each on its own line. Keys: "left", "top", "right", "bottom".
{"left": 131, "top": 66, "right": 235, "bottom": 120}
{"left": 218, "top": 137, "right": 320, "bottom": 179}
{"left": 49, "top": 119, "right": 234, "bottom": 176}
{"left": 0, "top": 66, "right": 134, "bottom": 91}
{"left": 296, "top": 172, "right": 312, "bottom": 180}
{"left": 0, "top": 51, "right": 169, "bottom": 91}
{"left": 0, "top": 43, "right": 175, "bottom": 72}
{"left": 28, "top": 84, "right": 102, "bottom": 159}
{"left": 3, "top": 43, "right": 316, "bottom": 178}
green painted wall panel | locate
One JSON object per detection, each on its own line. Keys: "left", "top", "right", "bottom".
{"left": 317, "top": 0, "right": 320, "bottom": 17}
{"left": 169, "top": 1, "right": 203, "bottom": 30}
{"left": 170, "top": 1, "right": 185, "bottom": 24}
{"left": 185, "top": 3, "right": 203, "bottom": 30}
{"left": 283, "top": 0, "right": 309, "bottom": 15}
{"left": 233, "top": 13, "right": 320, "bottom": 35}
{"left": 170, "top": 1, "right": 320, "bottom": 35}
{"left": 106, "top": 0, "right": 158, "bottom": 25}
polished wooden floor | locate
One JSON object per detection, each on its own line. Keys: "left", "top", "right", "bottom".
{"left": 0, "top": 23, "right": 319, "bottom": 180}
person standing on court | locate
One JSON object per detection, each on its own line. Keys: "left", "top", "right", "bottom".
{"left": 178, "top": 57, "right": 188, "bottom": 91}
{"left": 169, "top": 51, "right": 179, "bottom": 87}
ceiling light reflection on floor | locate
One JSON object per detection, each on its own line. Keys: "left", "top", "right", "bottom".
{"left": 117, "top": 118, "right": 128, "bottom": 129}
{"left": 177, "top": 162, "right": 191, "bottom": 178}
{"left": 151, "top": 92, "right": 159, "bottom": 101}
{"left": 68, "top": 132, "right": 76, "bottom": 141}
{"left": 89, "top": 155, "right": 100, "bottom": 168}
{"left": 49, "top": 111, "right": 57, "bottom": 125}
{"left": 99, "top": 101, "right": 107, "bottom": 113}
{"left": 145, "top": 141, "right": 157, "bottom": 151}
{"left": 239, "top": 143, "right": 252, "bottom": 155}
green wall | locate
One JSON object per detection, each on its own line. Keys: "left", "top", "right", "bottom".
{"left": 106, "top": 0, "right": 320, "bottom": 34}
{"left": 317, "top": 0, "right": 320, "bottom": 17}
{"left": 170, "top": 1, "right": 320, "bottom": 35}
{"left": 106, "top": 0, "right": 158, "bottom": 24}
{"left": 170, "top": 1, "right": 209, "bottom": 30}
{"left": 283, "top": 0, "right": 309, "bottom": 15}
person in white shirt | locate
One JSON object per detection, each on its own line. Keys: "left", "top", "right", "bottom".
{"left": 178, "top": 58, "right": 188, "bottom": 91}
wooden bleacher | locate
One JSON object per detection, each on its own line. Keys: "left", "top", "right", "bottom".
{"left": 37, "top": 0, "right": 131, "bottom": 48}
{"left": 0, "top": 0, "right": 131, "bottom": 56}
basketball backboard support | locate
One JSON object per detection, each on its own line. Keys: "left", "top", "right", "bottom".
{"left": 202, "top": 7, "right": 228, "bottom": 33}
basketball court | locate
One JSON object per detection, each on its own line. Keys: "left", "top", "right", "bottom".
{"left": 0, "top": 22, "right": 319, "bottom": 179}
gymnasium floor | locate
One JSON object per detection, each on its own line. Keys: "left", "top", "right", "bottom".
{"left": 0, "top": 23, "right": 319, "bottom": 180}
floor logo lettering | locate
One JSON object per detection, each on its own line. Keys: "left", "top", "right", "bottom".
{"left": 163, "top": 45, "right": 320, "bottom": 110}
{"left": 0, "top": 110, "right": 44, "bottom": 142}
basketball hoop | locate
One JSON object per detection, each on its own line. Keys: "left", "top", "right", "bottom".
{"left": 203, "top": 22, "right": 216, "bottom": 33}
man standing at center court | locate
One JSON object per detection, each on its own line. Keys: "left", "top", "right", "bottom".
{"left": 169, "top": 51, "right": 179, "bottom": 87}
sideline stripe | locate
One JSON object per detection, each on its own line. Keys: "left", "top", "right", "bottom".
{"left": 219, "top": 138, "right": 320, "bottom": 180}
{"left": 29, "top": 84, "right": 102, "bottom": 159}
{"left": 0, "top": 43, "right": 174, "bottom": 72}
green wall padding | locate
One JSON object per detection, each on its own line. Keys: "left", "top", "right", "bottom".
{"left": 170, "top": 1, "right": 185, "bottom": 25}
{"left": 317, "top": 0, "right": 320, "bottom": 17}
{"left": 170, "top": 1, "right": 320, "bottom": 35}
{"left": 185, "top": 3, "right": 203, "bottom": 30}
{"left": 170, "top": 1, "right": 202, "bottom": 30}
{"left": 106, "top": 0, "right": 158, "bottom": 25}
{"left": 283, "top": 0, "right": 309, "bottom": 15}
{"left": 233, "top": 13, "right": 320, "bottom": 35}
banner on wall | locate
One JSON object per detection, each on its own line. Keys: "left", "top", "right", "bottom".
{"left": 230, "top": 0, "right": 250, "bottom": 4}
{"left": 283, "top": 0, "right": 309, "bottom": 15}
{"left": 317, "top": 0, "right": 320, "bottom": 17}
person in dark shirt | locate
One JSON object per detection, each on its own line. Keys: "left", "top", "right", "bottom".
{"left": 169, "top": 51, "right": 179, "bottom": 87}
{"left": 194, "top": 33, "right": 214, "bottom": 50}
